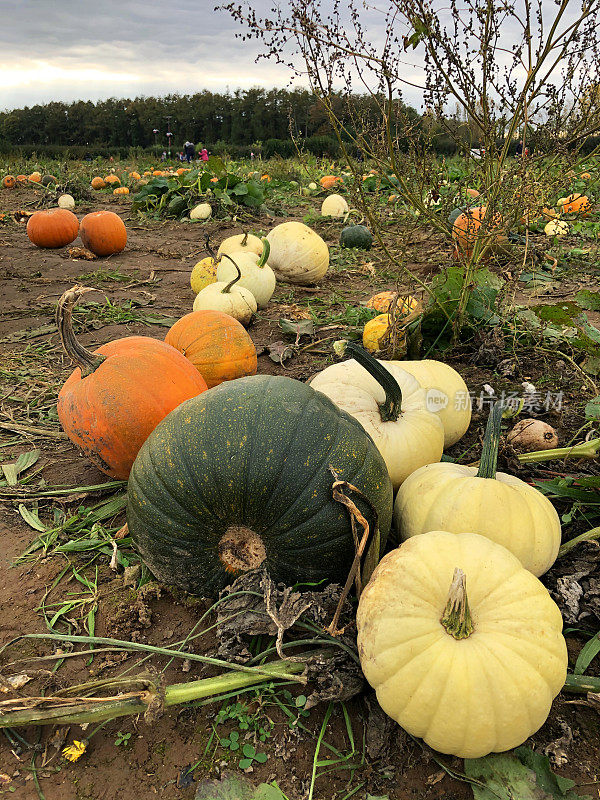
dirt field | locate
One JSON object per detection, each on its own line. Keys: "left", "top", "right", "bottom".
{"left": 0, "top": 185, "right": 599, "bottom": 800}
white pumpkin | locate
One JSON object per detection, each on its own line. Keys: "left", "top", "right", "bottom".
{"left": 307, "top": 182, "right": 318, "bottom": 191}
{"left": 217, "top": 232, "right": 263, "bottom": 259}
{"left": 216, "top": 241, "right": 276, "bottom": 309}
{"left": 193, "top": 279, "right": 257, "bottom": 326}
{"left": 356, "top": 530, "right": 567, "bottom": 758}
{"left": 311, "top": 341, "right": 444, "bottom": 489}
{"left": 394, "top": 360, "right": 471, "bottom": 447}
{"left": 544, "top": 219, "right": 569, "bottom": 236}
{"left": 190, "top": 203, "right": 212, "bottom": 220}
{"left": 321, "top": 194, "right": 349, "bottom": 219}
{"left": 58, "top": 194, "right": 75, "bottom": 210}
{"left": 266, "top": 221, "right": 329, "bottom": 285}
{"left": 393, "top": 402, "right": 561, "bottom": 576}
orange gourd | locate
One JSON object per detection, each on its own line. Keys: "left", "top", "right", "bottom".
{"left": 29, "top": 171, "right": 42, "bottom": 183}
{"left": 152, "top": 170, "right": 163, "bottom": 177}
{"left": 129, "top": 171, "right": 141, "bottom": 180}
{"left": 581, "top": 172, "right": 591, "bottom": 180}
{"left": 366, "top": 292, "right": 421, "bottom": 316}
{"left": 561, "top": 193, "right": 591, "bottom": 216}
{"left": 56, "top": 286, "right": 208, "bottom": 479}
{"left": 16, "top": 175, "right": 28, "bottom": 182}
{"left": 26, "top": 208, "right": 80, "bottom": 249}
{"left": 320, "top": 175, "right": 341, "bottom": 190}
{"left": 104, "top": 175, "right": 121, "bottom": 186}
{"left": 91, "top": 177, "right": 106, "bottom": 190}
{"left": 261, "top": 174, "right": 271, "bottom": 182}
{"left": 79, "top": 211, "right": 127, "bottom": 256}
{"left": 165, "top": 310, "right": 258, "bottom": 389}
{"left": 465, "top": 188, "right": 480, "bottom": 198}
{"left": 2, "top": 175, "right": 16, "bottom": 189}
{"left": 452, "top": 206, "right": 506, "bottom": 253}
{"left": 113, "top": 186, "right": 129, "bottom": 195}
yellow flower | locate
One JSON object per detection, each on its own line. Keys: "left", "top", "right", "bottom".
{"left": 62, "top": 740, "right": 87, "bottom": 762}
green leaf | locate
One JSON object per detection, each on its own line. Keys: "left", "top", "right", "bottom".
{"left": 576, "top": 290, "right": 600, "bottom": 311}
{"left": 195, "top": 773, "right": 255, "bottom": 800}
{"left": 207, "top": 156, "right": 227, "bottom": 176}
{"left": 585, "top": 396, "right": 600, "bottom": 420}
{"left": 574, "top": 632, "right": 600, "bottom": 675}
{"left": 18, "top": 504, "right": 47, "bottom": 532}
{"left": 238, "top": 759, "right": 253, "bottom": 770}
{"left": 254, "top": 753, "right": 268, "bottom": 764}
{"left": 464, "top": 748, "right": 592, "bottom": 800}
{"left": 242, "top": 744, "right": 255, "bottom": 758}
{"left": 255, "top": 786, "right": 287, "bottom": 800}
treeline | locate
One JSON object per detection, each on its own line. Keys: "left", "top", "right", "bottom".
{"left": 0, "top": 89, "right": 418, "bottom": 152}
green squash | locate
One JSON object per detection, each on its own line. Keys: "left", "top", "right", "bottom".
{"left": 447, "top": 206, "right": 466, "bottom": 228}
{"left": 340, "top": 225, "right": 373, "bottom": 249}
{"left": 41, "top": 175, "right": 58, "bottom": 186}
{"left": 127, "top": 375, "right": 393, "bottom": 596}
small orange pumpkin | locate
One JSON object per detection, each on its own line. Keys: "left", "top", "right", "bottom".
{"left": 261, "top": 174, "right": 271, "bottom": 182}
{"left": 29, "top": 171, "right": 42, "bottom": 183}
{"left": 129, "top": 171, "right": 141, "bottom": 180}
{"left": 56, "top": 286, "right": 208, "bottom": 479}
{"left": 79, "top": 211, "right": 127, "bottom": 256}
{"left": 581, "top": 172, "right": 592, "bottom": 180}
{"left": 320, "top": 175, "right": 341, "bottom": 190}
{"left": 452, "top": 206, "right": 506, "bottom": 253}
{"left": 465, "top": 188, "right": 480, "bottom": 199}
{"left": 113, "top": 186, "right": 130, "bottom": 195}
{"left": 26, "top": 208, "right": 80, "bottom": 249}
{"left": 366, "top": 292, "right": 421, "bottom": 316}
{"left": 104, "top": 175, "right": 121, "bottom": 186}
{"left": 91, "top": 177, "right": 106, "bottom": 190}
{"left": 2, "top": 175, "right": 16, "bottom": 189}
{"left": 143, "top": 170, "right": 152, "bottom": 176}
{"left": 152, "top": 170, "right": 163, "bottom": 177}
{"left": 561, "top": 193, "right": 591, "bottom": 217}
{"left": 16, "top": 174, "right": 28, "bottom": 182}
{"left": 165, "top": 310, "right": 257, "bottom": 389}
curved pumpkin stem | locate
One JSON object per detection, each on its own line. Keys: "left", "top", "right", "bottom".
{"left": 440, "top": 568, "right": 474, "bottom": 640}
{"left": 220, "top": 256, "right": 243, "bottom": 294}
{"left": 334, "top": 339, "right": 402, "bottom": 422}
{"left": 56, "top": 285, "right": 106, "bottom": 377}
{"left": 257, "top": 238, "right": 270, "bottom": 268}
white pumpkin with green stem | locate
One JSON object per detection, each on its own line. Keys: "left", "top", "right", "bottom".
{"left": 217, "top": 232, "right": 263, "bottom": 259}
{"left": 193, "top": 256, "right": 257, "bottom": 326}
{"left": 310, "top": 340, "right": 444, "bottom": 489}
{"left": 216, "top": 239, "right": 276, "bottom": 309}
{"left": 393, "top": 359, "right": 471, "bottom": 447}
{"left": 394, "top": 401, "right": 561, "bottom": 576}
{"left": 266, "top": 221, "right": 329, "bottom": 285}
{"left": 356, "top": 530, "right": 567, "bottom": 759}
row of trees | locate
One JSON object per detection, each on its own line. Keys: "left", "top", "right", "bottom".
{"left": 0, "top": 88, "right": 420, "bottom": 150}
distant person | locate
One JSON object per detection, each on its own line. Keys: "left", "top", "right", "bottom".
{"left": 250, "top": 151, "right": 255, "bottom": 160}
{"left": 161, "top": 151, "right": 167, "bottom": 162}
{"left": 201, "top": 148, "right": 209, "bottom": 162}
{"left": 515, "top": 140, "right": 523, "bottom": 156}
{"left": 184, "top": 141, "right": 195, "bottom": 163}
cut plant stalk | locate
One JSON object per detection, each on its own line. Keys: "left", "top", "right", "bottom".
{"left": 558, "top": 526, "right": 600, "bottom": 557}
{"left": 517, "top": 437, "right": 600, "bottom": 464}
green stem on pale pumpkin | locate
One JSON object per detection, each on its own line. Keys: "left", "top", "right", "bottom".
{"left": 56, "top": 285, "right": 106, "bottom": 378}
{"left": 440, "top": 568, "right": 474, "bottom": 640}
{"left": 333, "top": 340, "right": 402, "bottom": 422}
{"left": 476, "top": 400, "right": 505, "bottom": 479}
{"left": 257, "top": 238, "right": 270, "bottom": 268}
{"left": 220, "top": 255, "right": 243, "bottom": 294}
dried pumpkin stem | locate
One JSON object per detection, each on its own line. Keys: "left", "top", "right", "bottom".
{"left": 220, "top": 255, "right": 243, "bottom": 293}
{"left": 476, "top": 400, "right": 505, "bottom": 479}
{"left": 56, "top": 285, "right": 106, "bottom": 377}
{"left": 333, "top": 339, "right": 402, "bottom": 422}
{"left": 440, "top": 568, "right": 474, "bottom": 640}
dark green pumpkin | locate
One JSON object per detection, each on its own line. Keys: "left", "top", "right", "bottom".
{"left": 340, "top": 224, "right": 373, "bottom": 249}
{"left": 41, "top": 175, "right": 58, "bottom": 186}
{"left": 447, "top": 206, "right": 467, "bottom": 228}
{"left": 127, "top": 375, "right": 393, "bottom": 596}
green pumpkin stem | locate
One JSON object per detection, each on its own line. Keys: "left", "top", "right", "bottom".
{"left": 220, "top": 255, "right": 243, "bottom": 294}
{"left": 334, "top": 340, "right": 402, "bottom": 422}
{"left": 476, "top": 400, "right": 505, "bottom": 479}
{"left": 440, "top": 568, "right": 474, "bottom": 640}
{"left": 257, "top": 238, "right": 270, "bottom": 268}
{"left": 56, "top": 285, "right": 106, "bottom": 377}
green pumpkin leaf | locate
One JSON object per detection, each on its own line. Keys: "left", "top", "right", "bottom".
{"left": 576, "top": 290, "right": 600, "bottom": 311}
{"left": 195, "top": 773, "right": 255, "bottom": 800}
{"left": 574, "top": 632, "right": 600, "bottom": 675}
{"left": 242, "top": 744, "right": 256, "bottom": 758}
{"left": 585, "top": 396, "right": 600, "bottom": 420}
{"left": 464, "top": 748, "right": 591, "bottom": 800}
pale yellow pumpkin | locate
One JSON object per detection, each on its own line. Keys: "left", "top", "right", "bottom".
{"left": 394, "top": 360, "right": 471, "bottom": 447}
{"left": 193, "top": 278, "right": 257, "bottom": 326}
{"left": 266, "top": 222, "right": 329, "bottom": 285}
{"left": 217, "top": 232, "right": 263, "bottom": 259}
{"left": 190, "top": 257, "right": 218, "bottom": 294}
{"left": 357, "top": 530, "right": 567, "bottom": 758}
{"left": 393, "top": 403, "right": 561, "bottom": 575}
{"left": 544, "top": 219, "right": 569, "bottom": 236}
{"left": 57, "top": 194, "right": 76, "bottom": 210}
{"left": 216, "top": 240, "right": 276, "bottom": 309}
{"left": 311, "top": 341, "right": 444, "bottom": 489}
{"left": 190, "top": 203, "right": 212, "bottom": 221}
{"left": 320, "top": 194, "right": 349, "bottom": 219}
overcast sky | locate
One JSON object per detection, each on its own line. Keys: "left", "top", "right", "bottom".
{"left": 0, "top": 0, "right": 593, "bottom": 114}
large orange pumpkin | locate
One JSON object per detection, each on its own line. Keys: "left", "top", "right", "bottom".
{"left": 2, "top": 175, "right": 16, "bottom": 189}
{"left": 56, "top": 286, "right": 208, "bottom": 479}
{"left": 452, "top": 206, "right": 506, "bottom": 253}
{"left": 91, "top": 177, "right": 106, "bottom": 190}
{"left": 79, "top": 211, "right": 127, "bottom": 256}
{"left": 26, "top": 208, "right": 80, "bottom": 249}
{"left": 104, "top": 175, "right": 121, "bottom": 186}
{"left": 320, "top": 175, "right": 341, "bottom": 190}
{"left": 29, "top": 171, "right": 42, "bottom": 183}
{"left": 165, "top": 310, "right": 257, "bottom": 389}
{"left": 561, "top": 193, "right": 591, "bottom": 216}
{"left": 113, "top": 186, "right": 129, "bottom": 195}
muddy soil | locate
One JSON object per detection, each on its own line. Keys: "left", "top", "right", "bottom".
{"left": 0, "top": 186, "right": 599, "bottom": 800}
